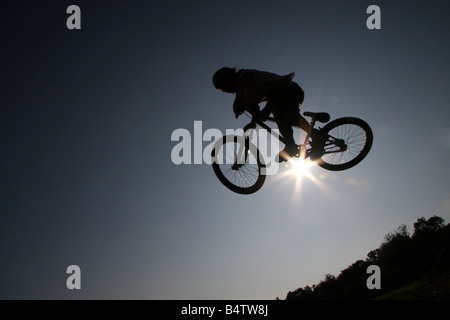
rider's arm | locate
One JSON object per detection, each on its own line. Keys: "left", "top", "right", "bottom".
{"left": 233, "top": 99, "right": 245, "bottom": 118}
{"left": 259, "top": 101, "right": 272, "bottom": 120}
{"left": 234, "top": 70, "right": 294, "bottom": 119}
{"left": 245, "top": 104, "right": 260, "bottom": 115}
{"left": 233, "top": 100, "right": 261, "bottom": 119}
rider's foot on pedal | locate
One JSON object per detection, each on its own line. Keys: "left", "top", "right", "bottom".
{"left": 309, "top": 129, "right": 325, "bottom": 160}
{"left": 275, "top": 144, "right": 298, "bottom": 163}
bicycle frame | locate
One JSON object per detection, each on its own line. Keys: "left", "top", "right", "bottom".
{"left": 241, "top": 115, "right": 316, "bottom": 160}
{"left": 239, "top": 113, "right": 348, "bottom": 162}
{"left": 212, "top": 113, "right": 373, "bottom": 194}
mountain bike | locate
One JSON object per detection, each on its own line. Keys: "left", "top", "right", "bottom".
{"left": 211, "top": 111, "right": 373, "bottom": 194}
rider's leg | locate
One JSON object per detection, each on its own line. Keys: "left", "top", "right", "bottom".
{"left": 275, "top": 110, "right": 312, "bottom": 139}
{"left": 271, "top": 109, "right": 294, "bottom": 162}
{"left": 294, "top": 112, "right": 313, "bottom": 134}
{"left": 270, "top": 83, "right": 306, "bottom": 162}
{"left": 271, "top": 83, "right": 305, "bottom": 137}
{"left": 288, "top": 112, "right": 325, "bottom": 159}
{"left": 292, "top": 113, "right": 323, "bottom": 146}
{"left": 275, "top": 109, "right": 325, "bottom": 160}
{"left": 276, "top": 118, "right": 295, "bottom": 146}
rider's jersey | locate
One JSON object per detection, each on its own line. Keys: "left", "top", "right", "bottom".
{"left": 234, "top": 69, "right": 295, "bottom": 108}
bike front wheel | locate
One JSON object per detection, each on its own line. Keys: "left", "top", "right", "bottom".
{"left": 315, "top": 117, "right": 373, "bottom": 171}
{"left": 211, "top": 135, "right": 266, "bottom": 194}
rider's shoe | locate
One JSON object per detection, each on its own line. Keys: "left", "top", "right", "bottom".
{"left": 309, "top": 129, "right": 326, "bottom": 161}
{"left": 275, "top": 144, "right": 298, "bottom": 163}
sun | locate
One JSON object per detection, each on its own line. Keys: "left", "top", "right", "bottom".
{"left": 266, "top": 154, "right": 350, "bottom": 217}
{"left": 284, "top": 157, "right": 350, "bottom": 211}
{"left": 269, "top": 156, "right": 315, "bottom": 185}
{"left": 286, "top": 157, "right": 315, "bottom": 178}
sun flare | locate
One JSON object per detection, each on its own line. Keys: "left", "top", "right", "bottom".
{"left": 286, "top": 157, "right": 315, "bottom": 178}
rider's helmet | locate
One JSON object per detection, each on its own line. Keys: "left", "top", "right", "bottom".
{"left": 212, "top": 67, "right": 236, "bottom": 89}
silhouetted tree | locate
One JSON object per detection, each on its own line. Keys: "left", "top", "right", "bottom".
{"left": 285, "top": 215, "right": 449, "bottom": 300}
{"left": 413, "top": 216, "right": 445, "bottom": 235}
{"left": 377, "top": 224, "right": 415, "bottom": 290}
{"left": 411, "top": 215, "right": 446, "bottom": 276}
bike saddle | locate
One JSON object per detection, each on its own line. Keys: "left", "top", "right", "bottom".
{"left": 303, "top": 112, "right": 330, "bottom": 123}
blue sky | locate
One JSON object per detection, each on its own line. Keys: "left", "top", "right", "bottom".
{"left": 1, "top": 0, "right": 449, "bottom": 299}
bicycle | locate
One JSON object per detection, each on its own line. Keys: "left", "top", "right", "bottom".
{"left": 211, "top": 110, "right": 373, "bottom": 194}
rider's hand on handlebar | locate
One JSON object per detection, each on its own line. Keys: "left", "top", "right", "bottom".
{"left": 233, "top": 101, "right": 245, "bottom": 119}
{"left": 256, "top": 109, "right": 270, "bottom": 122}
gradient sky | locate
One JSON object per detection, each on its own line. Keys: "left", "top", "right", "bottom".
{"left": 1, "top": 0, "right": 449, "bottom": 299}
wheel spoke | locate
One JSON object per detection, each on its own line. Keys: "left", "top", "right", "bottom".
{"left": 316, "top": 117, "right": 373, "bottom": 171}
{"left": 212, "top": 135, "right": 265, "bottom": 193}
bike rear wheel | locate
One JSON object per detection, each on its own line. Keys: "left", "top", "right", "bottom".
{"left": 211, "top": 135, "right": 266, "bottom": 194}
{"left": 315, "top": 117, "right": 373, "bottom": 171}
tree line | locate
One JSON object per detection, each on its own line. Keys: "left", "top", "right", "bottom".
{"left": 285, "top": 215, "right": 450, "bottom": 300}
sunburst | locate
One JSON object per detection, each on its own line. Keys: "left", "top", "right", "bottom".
{"left": 267, "top": 156, "right": 350, "bottom": 215}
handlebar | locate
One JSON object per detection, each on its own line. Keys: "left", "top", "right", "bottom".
{"left": 243, "top": 110, "right": 275, "bottom": 122}
{"left": 251, "top": 114, "right": 276, "bottom": 123}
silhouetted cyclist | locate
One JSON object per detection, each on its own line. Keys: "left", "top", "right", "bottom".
{"left": 212, "top": 67, "right": 323, "bottom": 162}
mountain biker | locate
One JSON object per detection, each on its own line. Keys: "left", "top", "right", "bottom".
{"left": 212, "top": 67, "right": 323, "bottom": 162}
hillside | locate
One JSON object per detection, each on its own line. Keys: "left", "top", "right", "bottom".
{"left": 375, "top": 271, "right": 450, "bottom": 300}
{"left": 284, "top": 216, "right": 450, "bottom": 300}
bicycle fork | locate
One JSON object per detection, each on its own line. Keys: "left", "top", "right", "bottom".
{"left": 231, "top": 135, "right": 250, "bottom": 170}
{"left": 231, "top": 124, "right": 260, "bottom": 170}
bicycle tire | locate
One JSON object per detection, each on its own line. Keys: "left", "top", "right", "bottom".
{"left": 211, "top": 135, "right": 266, "bottom": 194}
{"left": 315, "top": 117, "right": 373, "bottom": 171}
